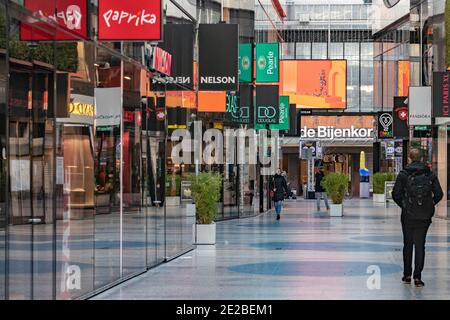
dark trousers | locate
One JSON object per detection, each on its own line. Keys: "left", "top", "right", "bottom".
{"left": 401, "top": 216, "right": 431, "bottom": 280}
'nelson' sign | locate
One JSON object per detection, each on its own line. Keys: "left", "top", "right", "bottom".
{"left": 434, "top": 72, "right": 450, "bottom": 119}
{"left": 199, "top": 24, "right": 239, "bottom": 91}
{"left": 98, "top": 0, "right": 162, "bottom": 41}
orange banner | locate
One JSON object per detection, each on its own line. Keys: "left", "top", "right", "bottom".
{"left": 280, "top": 60, "right": 347, "bottom": 109}
{"left": 398, "top": 60, "right": 410, "bottom": 97}
{"left": 198, "top": 91, "right": 226, "bottom": 112}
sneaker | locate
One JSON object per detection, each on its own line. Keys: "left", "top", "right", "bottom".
{"left": 276, "top": 214, "right": 280, "bottom": 220}
{"left": 402, "top": 276, "right": 411, "bottom": 284}
{"left": 414, "top": 279, "right": 425, "bottom": 287}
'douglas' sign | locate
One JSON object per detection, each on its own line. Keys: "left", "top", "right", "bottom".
{"left": 98, "top": 0, "right": 162, "bottom": 41}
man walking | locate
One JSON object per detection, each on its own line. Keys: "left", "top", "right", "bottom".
{"left": 315, "top": 167, "right": 329, "bottom": 212}
{"left": 392, "top": 148, "right": 443, "bottom": 287}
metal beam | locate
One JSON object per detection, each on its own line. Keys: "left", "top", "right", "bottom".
{"left": 168, "top": 0, "right": 198, "bottom": 25}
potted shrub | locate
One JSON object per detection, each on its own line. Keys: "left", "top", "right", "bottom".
{"left": 321, "top": 172, "right": 349, "bottom": 217}
{"left": 373, "top": 172, "right": 395, "bottom": 203}
{"left": 190, "top": 172, "right": 222, "bottom": 245}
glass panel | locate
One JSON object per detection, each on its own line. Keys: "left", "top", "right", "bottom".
{"left": 55, "top": 41, "right": 95, "bottom": 299}
{"left": 93, "top": 46, "right": 121, "bottom": 289}
{"left": 312, "top": 43, "right": 327, "bottom": 59}
{"left": 122, "top": 61, "right": 145, "bottom": 276}
{"left": 0, "top": 0, "right": 7, "bottom": 300}
{"left": 7, "top": 8, "right": 58, "bottom": 300}
{"left": 296, "top": 43, "right": 311, "bottom": 59}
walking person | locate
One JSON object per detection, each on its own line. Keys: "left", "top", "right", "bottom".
{"left": 315, "top": 167, "right": 330, "bottom": 211}
{"left": 271, "top": 168, "right": 289, "bottom": 221}
{"left": 392, "top": 148, "right": 443, "bottom": 287}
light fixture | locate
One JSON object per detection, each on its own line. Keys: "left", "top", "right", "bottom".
{"left": 124, "top": 76, "right": 131, "bottom": 80}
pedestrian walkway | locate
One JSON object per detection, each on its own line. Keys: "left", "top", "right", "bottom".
{"left": 93, "top": 199, "right": 450, "bottom": 300}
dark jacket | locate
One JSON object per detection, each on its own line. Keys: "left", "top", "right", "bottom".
{"left": 315, "top": 171, "right": 325, "bottom": 192}
{"left": 271, "top": 174, "right": 288, "bottom": 202}
{"left": 392, "top": 161, "right": 443, "bottom": 223}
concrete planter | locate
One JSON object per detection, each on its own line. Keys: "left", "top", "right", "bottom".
{"left": 373, "top": 193, "right": 386, "bottom": 203}
{"left": 193, "top": 222, "right": 216, "bottom": 245}
{"left": 330, "top": 204, "right": 343, "bottom": 217}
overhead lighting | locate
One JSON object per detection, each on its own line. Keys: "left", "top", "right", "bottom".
{"left": 124, "top": 76, "right": 131, "bottom": 80}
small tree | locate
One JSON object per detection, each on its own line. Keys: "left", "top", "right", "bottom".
{"left": 373, "top": 172, "right": 395, "bottom": 195}
{"left": 189, "top": 172, "right": 223, "bottom": 224}
{"left": 321, "top": 172, "right": 349, "bottom": 205}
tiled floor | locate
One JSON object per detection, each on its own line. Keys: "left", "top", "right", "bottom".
{"left": 93, "top": 199, "right": 450, "bottom": 300}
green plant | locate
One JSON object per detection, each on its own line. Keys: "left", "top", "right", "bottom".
{"left": 321, "top": 172, "right": 349, "bottom": 205}
{"left": 189, "top": 172, "right": 223, "bottom": 224}
{"left": 166, "top": 174, "right": 181, "bottom": 196}
{"left": 373, "top": 172, "right": 396, "bottom": 194}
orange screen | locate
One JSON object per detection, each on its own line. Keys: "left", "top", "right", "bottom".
{"left": 198, "top": 91, "right": 226, "bottom": 112}
{"left": 280, "top": 60, "right": 347, "bottom": 109}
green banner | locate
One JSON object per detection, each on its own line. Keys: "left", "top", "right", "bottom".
{"left": 255, "top": 96, "right": 289, "bottom": 130}
{"left": 256, "top": 43, "right": 279, "bottom": 83}
{"left": 239, "top": 44, "right": 252, "bottom": 83}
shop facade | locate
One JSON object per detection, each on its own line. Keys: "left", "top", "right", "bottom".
{"left": 0, "top": 0, "right": 199, "bottom": 300}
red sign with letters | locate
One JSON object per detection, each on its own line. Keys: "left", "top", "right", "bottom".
{"left": 152, "top": 47, "right": 172, "bottom": 76}
{"left": 98, "top": 0, "right": 162, "bottom": 41}
{"left": 20, "top": 0, "right": 88, "bottom": 41}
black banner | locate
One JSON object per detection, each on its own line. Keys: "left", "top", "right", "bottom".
{"left": 226, "top": 85, "right": 253, "bottom": 124}
{"left": 433, "top": 72, "right": 450, "bottom": 118}
{"left": 377, "top": 111, "right": 394, "bottom": 139}
{"left": 159, "top": 24, "right": 194, "bottom": 91}
{"left": 199, "top": 24, "right": 239, "bottom": 91}
{"left": 393, "top": 96, "right": 409, "bottom": 139}
{"left": 256, "top": 85, "right": 279, "bottom": 125}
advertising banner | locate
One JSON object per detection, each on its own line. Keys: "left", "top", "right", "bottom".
{"left": 255, "top": 85, "right": 279, "bottom": 125}
{"left": 148, "top": 46, "right": 172, "bottom": 76}
{"left": 377, "top": 111, "right": 394, "bottom": 139}
{"left": 98, "top": 0, "right": 162, "bottom": 41}
{"left": 199, "top": 24, "right": 239, "bottom": 91}
{"left": 239, "top": 44, "right": 253, "bottom": 83}
{"left": 227, "top": 85, "right": 253, "bottom": 124}
{"left": 409, "top": 86, "right": 432, "bottom": 125}
{"left": 256, "top": 43, "right": 279, "bottom": 83}
{"left": 21, "top": 0, "right": 88, "bottom": 40}
{"left": 398, "top": 60, "right": 410, "bottom": 96}
{"left": 159, "top": 24, "right": 194, "bottom": 90}
{"left": 255, "top": 96, "right": 289, "bottom": 130}
{"left": 433, "top": 72, "right": 450, "bottom": 121}
{"left": 280, "top": 60, "right": 347, "bottom": 109}
{"left": 393, "top": 96, "right": 409, "bottom": 139}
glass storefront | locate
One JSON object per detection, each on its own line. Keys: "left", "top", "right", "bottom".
{"left": 0, "top": 1, "right": 195, "bottom": 299}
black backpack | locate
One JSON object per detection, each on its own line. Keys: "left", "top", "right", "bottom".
{"left": 404, "top": 170, "right": 434, "bottom": 220}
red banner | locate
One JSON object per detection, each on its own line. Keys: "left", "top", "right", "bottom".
{"left": 21, "top": 0, "right": 88, "bottom": 40}
{"left": 152, "top": 47, "right": 172, "bottom": 76}
{"left": 98, "top": 0, "right": 162, "bottom": 41}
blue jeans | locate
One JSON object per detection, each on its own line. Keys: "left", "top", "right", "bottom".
{"left": 275, "top": 200, "right": 283, "bottom": 214}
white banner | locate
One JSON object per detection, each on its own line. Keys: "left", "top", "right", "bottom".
{"left": 409, "top": 86, "right": 432, "bottom": 125}
{"left": 95, "top": 87, "right": 121, "bottom": 127}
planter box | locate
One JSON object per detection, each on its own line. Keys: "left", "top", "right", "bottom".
{"left": 373, "top": 193, "right": 386, "bottom": 203}
{"left": 193, "top": 222, "right": 216, "bottom": 245}
{"left": 330, "top": 204, "right": 343, "bottom": 217}
{"left": 166, "top": 196, "right": 180, "bottom": 207}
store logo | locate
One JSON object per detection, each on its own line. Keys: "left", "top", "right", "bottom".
{"left": 242, "top": 56, "right": 250, "bottom": 71}
{"left": 258, "top": 56, "right": 267, "bottom": 70}
{"left": 258, "top": 106, "right": 277, "bottom": 119}
{"left": 396, "top": 106, "right": 408, "bottom": 121}
{"left": 102, "top": 9, "right": 158, "bottom": 28}
{"left": 379, "top": 113, "right": 393, "bottom": 131}
{"left": 300, "top": 126, "right": 374, "bottom": 139}
{"left": 69, "top": 101, "right": 94, "bottom": 117}
{"left": 230, "top": 106, "right": 250, "bottom": 119}
{"left": 200, "top": 76, "right": 236, "bottom": 84}
{"left": 39, "top": 5, "right": 83, "bottom": 30}
{"left": 156, "top": 108, "right": 165, "bottom": 121}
